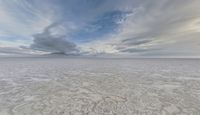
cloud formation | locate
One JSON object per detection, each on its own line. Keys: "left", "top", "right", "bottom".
{"left": 0, "top": 0, "right": 200, "bottom": 57}
{"left": 30, "top": 23, "right": 79, "bottom": 55}
{"left": 83, "top": 0, "right": 200, "bottom": 57}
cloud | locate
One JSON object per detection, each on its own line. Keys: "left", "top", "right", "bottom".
{"left": 30, "top": 23, "right": 79, "bottom": 55}
{"left": 0, "top": 46, "right": 44, "bottom": 56}
{"left": 83, "top": 0, "right": 200, "bottom": 56}
{"left": 70, "top": 10, "right": 129, "bottom": 42}
{"left": 0, "top": 0, "right": 55, "bottom": 43}
{"left": 120, "top": 38, "right": 152, "bottom": 46}
{"left": 0, "top": 47, "right": 26, "bottom": 55}
{"left": 1, "top": 0, "right": 200, "bottom": 57}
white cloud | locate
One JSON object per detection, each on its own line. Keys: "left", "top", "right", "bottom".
{"left": 0, "top": 0, "right": 200, "bottom": 57}
{"left": 83, "top": 0, "right": 200, "bottom": 56}
{"left": 0, "top": 0, "right": 55, "bottom": 37}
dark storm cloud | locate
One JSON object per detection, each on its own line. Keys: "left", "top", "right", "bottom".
{"left": 30, "top": 23, "right": 79, "bottom": 54}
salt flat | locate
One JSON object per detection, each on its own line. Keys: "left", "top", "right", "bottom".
{"left": 0, "top": 57, "right": 200, "bottom": 115}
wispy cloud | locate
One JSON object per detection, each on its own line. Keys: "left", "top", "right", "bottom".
{"left": 0, "top": 0, "right": 55, "bottom": 38}
{"left": 84, "top": 0, "right": 200, "bottom": 57}
{"left": 0, "top": 0, "right": 200, "bottom": 57}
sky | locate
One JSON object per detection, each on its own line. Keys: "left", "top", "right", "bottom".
{"left": 0, "top": 0, "right": 200, "bottom": 57}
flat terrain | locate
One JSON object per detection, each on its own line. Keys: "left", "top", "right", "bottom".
{"left": 0, "top": 57, "right": 200, "bottom": 115}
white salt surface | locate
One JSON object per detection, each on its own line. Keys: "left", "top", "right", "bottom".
{"left": 0, "top": 57, "right": 200, "bottom": 115}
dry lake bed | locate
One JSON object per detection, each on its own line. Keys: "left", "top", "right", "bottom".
{"left": 0, "top": 57, "right": 200, "bottom": 115}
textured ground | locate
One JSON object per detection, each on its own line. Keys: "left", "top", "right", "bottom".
{"left": 0, "top": 57, "right": 200, "bottom": 115}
